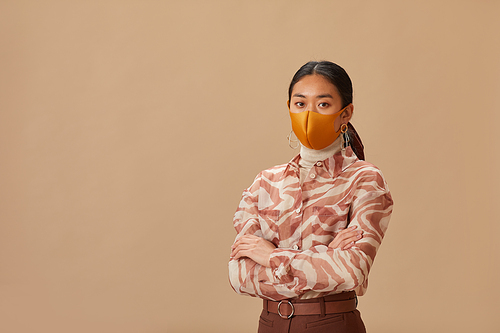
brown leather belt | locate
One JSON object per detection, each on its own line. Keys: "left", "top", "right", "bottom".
{"left": 263, "top": 291, "right": 357, "bottom": 319}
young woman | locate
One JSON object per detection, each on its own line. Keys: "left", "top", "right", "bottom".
{"left": 229, "top": 61, "right": 393, "bottom": 332}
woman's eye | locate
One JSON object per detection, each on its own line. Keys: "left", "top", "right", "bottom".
{"left": 295, "top": 102, "right": 305, "bottom": 107}
{"left": 319, "top": 102, "right": 329, "bottom": 108}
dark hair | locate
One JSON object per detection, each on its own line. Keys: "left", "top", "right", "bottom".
{"left": 288, "top": 61, "right": 353, "bottom": 108}
{"left": 288, "top": 61, "right": 365, "bottom": 160}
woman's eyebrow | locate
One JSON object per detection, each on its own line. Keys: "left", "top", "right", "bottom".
{"left": 292, "top": 93, "right": 334, "bottom": 99}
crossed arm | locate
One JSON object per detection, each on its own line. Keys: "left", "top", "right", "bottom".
{"left": 230, "top": 225, "right": 363, "bottom": 268}
{"left": 229, "top": 165, "right": 393, "bottom": 300}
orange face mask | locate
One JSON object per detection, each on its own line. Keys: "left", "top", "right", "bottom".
{"left": 289, "top": 106, "right": 348, "bottom": 150}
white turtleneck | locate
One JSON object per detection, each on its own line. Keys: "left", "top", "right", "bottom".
{"left": 298, "top": 136, "right": 342, "bottom": 185}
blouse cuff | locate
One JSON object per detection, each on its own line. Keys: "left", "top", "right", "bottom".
{"left": 269, "top": 248, "right": 299, "bottom": 283}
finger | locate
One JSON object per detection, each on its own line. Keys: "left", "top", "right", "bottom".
{"left": 337, "top": 226, "right": 357, "bottom": 234}
{"left": 332, "top": 227, "right": 357, "bottom": 240}
{"left": 341, "top": 232, "right": 363, "bottom": 245}
{"left": 231, "top": 235, "right": 256, "bottom": 249}
{"left": 231, "top": 247, "right": 247, "bottom": 259}
{"left": 329, "top": 228, "right": 361, "bottom": 247}
{"left": 241, "top": 234, "right": 259, "bottom": 241}
{"left": 231, "top": 243, "right": 253, "bottom": 257}
{"left": 330, "top": 227, "right": 355, "bottom": 242}
{"left": 341, "top": 232, "right": 364, "bottom": 249}
{"left": 232, "top": 234, "right": 261, "bottom": 246}
{"left": 340, "top": 237, "right": 356, "bottom": 248}
{"left": 337, "top": 231, "right": 360, "bottom": 242}
{"left": 233, "top": 250, "right": 248, "bottom": 260}
{"left": 342, "top": 241, "right": 355, "bottom": 250}
{"left": 232, "top": 239, "right": 246, "bottom": 249}
{"left": 234, "top": 248, "right": 259, "bottom": 262}
{"left": 336, "top": 232, "right": 362, "bottom": 249}
{"left": 342, "top": 229, "right": 363, "bottom": 239}
{"left": 232, "top": 237, "right": 247, "bottom": 248}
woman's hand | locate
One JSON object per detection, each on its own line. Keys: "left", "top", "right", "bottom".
{"left": 230, "top": 235, "right": 276, "bottom": 268}
{"left": 231, "top": 227, "right": 362, "bottom": 267}
{"left": 329, "top": 225, "right": 363, "bottom": 250}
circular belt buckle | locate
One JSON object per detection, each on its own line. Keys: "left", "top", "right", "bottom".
{"left": 277, "top": 300, "right": 294, "bottom": 319}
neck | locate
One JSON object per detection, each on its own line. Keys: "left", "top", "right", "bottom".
{"left": 299, "top": 136, "right": 342, "bottom": 164}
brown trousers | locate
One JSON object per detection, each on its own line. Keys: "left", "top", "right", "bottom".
{"left": 257, "top": 294, "right": 366, "bottom": 333}
{"left": 258, "top": 309, "right": 366, "bottom": 333}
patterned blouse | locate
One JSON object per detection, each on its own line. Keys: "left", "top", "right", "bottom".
{"left": 228, "top": 146, "right": 393, "bottom": 301}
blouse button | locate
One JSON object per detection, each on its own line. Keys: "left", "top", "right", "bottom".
{"left": 316, "top": 162, "right": 322, "bottom": 167}
{"left": 295, "top": 208, "right": 301, "bottom": 214}
{"left": 292, "top": 245, "right": 299, "bottom": 250}
{"left": 310, "top": 173, "right": 316, "bottom": 179}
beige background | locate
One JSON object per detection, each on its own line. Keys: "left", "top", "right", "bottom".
{"left": 1, "top": 1, "right": 499, "bottom": 332}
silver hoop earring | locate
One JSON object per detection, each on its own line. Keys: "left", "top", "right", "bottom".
{"left": 287, "top": 130, "right": 299, "bottom": 149}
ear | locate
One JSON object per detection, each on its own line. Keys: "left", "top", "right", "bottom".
{"left": 341, "top": 104, "right": 354, "bottom": 123}
{"left": 287, "top": 100, "right": 290, "bottom": 109}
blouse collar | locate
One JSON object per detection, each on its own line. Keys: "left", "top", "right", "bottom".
{"left": 287, "top": 145, "right": 359, "bottom": 179}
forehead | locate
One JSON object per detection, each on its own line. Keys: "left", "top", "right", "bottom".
{"left": 291, "top": 74, "right": 339, "bottom": 98}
